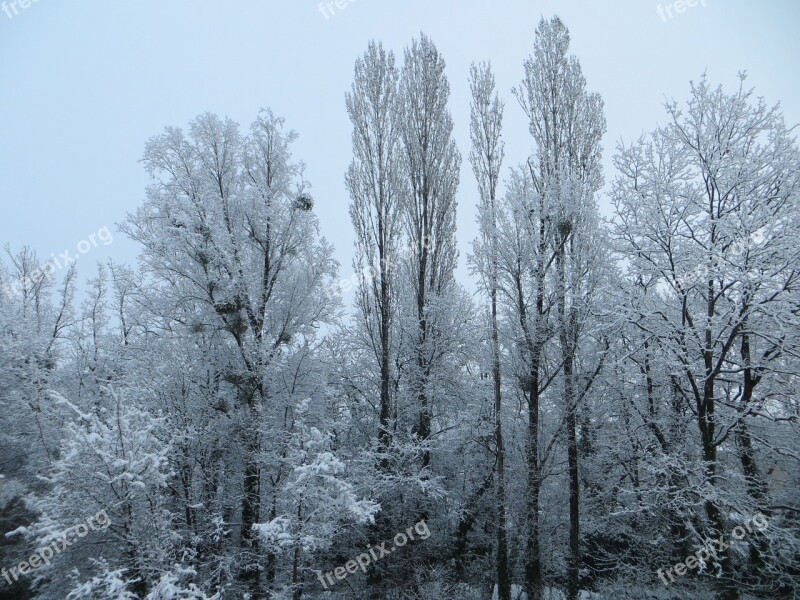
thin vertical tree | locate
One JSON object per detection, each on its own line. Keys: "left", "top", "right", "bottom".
{"left": 469, "top": 61, "right": 511, "bottom": 600}
{"left": 346, "top": 41, "right": 406, "bottom": 463}
{"left": 515, "top": 17, "right": 606, "bottom": 600}
{"left": 398, "top": 33, "right": 461, "bottom": 470}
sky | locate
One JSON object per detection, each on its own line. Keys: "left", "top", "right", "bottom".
{"left": 1, "top": 0, "right": 799, "bottom": 299}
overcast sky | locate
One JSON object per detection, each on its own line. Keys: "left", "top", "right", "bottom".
{"left": 1, "top": 0, "right": 798, "bottom": 297}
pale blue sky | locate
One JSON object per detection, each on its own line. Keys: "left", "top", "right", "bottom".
{"left": 1, "top": 0, "right": 798, "bottom": 294}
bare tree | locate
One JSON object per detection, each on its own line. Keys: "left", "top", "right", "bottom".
{"left": 126, "top": 111, "right": 336, "bottom": 597}
{"left": 468, "top": 60, "right": 511, "bottom": 600}
{"left": 515, "top": 17, "right": 606, "bottom": 600}
{"left": 346, "top": 40, "right": 406, "bottom": 462}
{"left": 612, "top": 74, "right": 800, "bottom": 599}
{"left": 398, "top": 33, "right": 461, "bottom": 470}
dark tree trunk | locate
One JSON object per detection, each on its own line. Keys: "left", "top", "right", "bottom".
{"left": 523, "top": 203, "right": 546, "bottom": 600}
{"left": 492, "top": 284, "right": 511, "bottom": 600}
{"left": 558, "top": 243, "right": 580, "bottom": 600}
{"left": 240, "top": 416, "right": 262, "bottom": 596}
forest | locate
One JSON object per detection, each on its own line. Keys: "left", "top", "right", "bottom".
{"left": 1, "top": 15, "right": 798, "bottom": 600}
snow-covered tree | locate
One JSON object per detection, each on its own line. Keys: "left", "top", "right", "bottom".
{"left": 467, "top": 60, "right": 511, "bottom": 600}
{"left": 612, "top": 73, "right": 800, "bottom": 599}
{"left": 511, "top": 16, "right": 608, "bottom": 599}
{"left": 122, "top": 110, "right": 338, "bottom": 597}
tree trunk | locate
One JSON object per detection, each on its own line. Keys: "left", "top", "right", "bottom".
{"left": 378, "top": 259, "right": 393, "bottom": 474}
{"left": 523, "top": 210, "right": 546, "bottom": 600}
{"left": 492, "top": 285, "right": 512, "bottom": 600}
{"left": 558, "top": 242, "right": 580, "bottom": 600}
{"left": 525, "top": 382, "right": 542, "bottom": 600}
{"left": 699, "top": 285, "right": 738, "bottom": 600}
{"left": 240, "top": 415, "right": 262, "bottom": 596}
{"left": 416, "top": 221, "right": 431, "bottom": 470}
